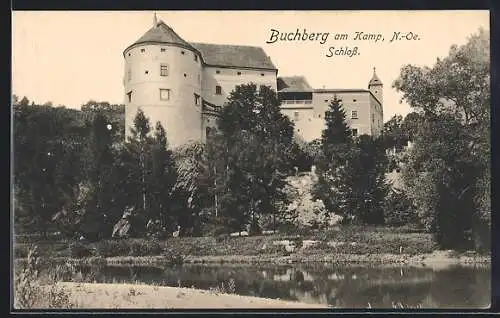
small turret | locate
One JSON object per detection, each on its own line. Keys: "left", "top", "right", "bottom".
{"left": 368, "top": 67, "right": 383, "bottom": 104}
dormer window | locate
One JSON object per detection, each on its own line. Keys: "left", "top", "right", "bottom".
{"left": 181, "top": 51, "right": 185, "bottom": 55}
{"left": 237, "top": 71, "right": 242, "bottom": 75}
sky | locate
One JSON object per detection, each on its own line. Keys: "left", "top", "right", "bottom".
{"left": 12, "top": 10, "right": 489, "bottom": 122}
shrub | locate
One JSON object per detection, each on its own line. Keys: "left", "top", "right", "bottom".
{"left": 128, "top": 239, "right": 163, "bottom": 256}
{"left": 68, "top": 242, "right": 93, "bottom": 258}
{"left": 95, "top": 240, "right": 130, "bottom": 257}
{"left": 14, "top": 245, "right": 75, "bottom": 309}
{"left": 383, "top": 189, "right": 420, "bottom": 227}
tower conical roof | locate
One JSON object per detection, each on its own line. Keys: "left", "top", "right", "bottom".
{"left": 125, "top": 20, "right": 195, "bottom": 53}
{"left": 369, "top": 67, "right": 383, "bottom": 86}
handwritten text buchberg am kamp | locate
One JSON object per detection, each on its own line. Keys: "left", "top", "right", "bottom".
{"left": 265, "top": 29, "right": 420, "bottom": 57}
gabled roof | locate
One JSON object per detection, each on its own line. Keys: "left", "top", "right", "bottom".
{"left": 189, "top": 42, "right": 277, "bottom": 70}
{"left": 277, "top": 76, "right": 313, "bottom": 92}
{"left": 314, "top": 88, "right": 369, "bottom": 93}
{"left": 124, "top": 21, "right": 195, "bottom": 54}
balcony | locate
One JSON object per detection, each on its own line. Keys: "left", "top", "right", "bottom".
{"left": 280, "top": 99, "right": 313, "bottom": 109}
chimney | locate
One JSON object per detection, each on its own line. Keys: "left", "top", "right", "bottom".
{"left": 153, "top": 12, "right": 158, "bottom": 27}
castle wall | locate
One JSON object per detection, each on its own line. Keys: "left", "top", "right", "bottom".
{"left": 311, "top": 91, "right": 373, "bottom": 137}
{"left": 201, "top": 66, "right": 277, "bottom": 106}
{"left": 124, "top": 43, "right": 203, "bottom": 149}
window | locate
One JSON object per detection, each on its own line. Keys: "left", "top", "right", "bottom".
{"left": 294, "top": 111, "right": 300, "bottom": 121}
{"left": 206, "top": 127, "right": 212, "bottom": 139}
{"left": 141, "top": 48, "right": 145, "bottom": 53}
{"left": 128, "top": 53, "right": 131, "bottom": 56}
{"left": 160, "top": 64, "right": 168, "bottom": 76}
{"left": 145, "top": 70, "right": 149, "bottom": 74}
{"left": 161, "top": 48, "right": 166, "bottom": 52}
{"left": 261, "top": 73, "right": 265, "bottom": 76}
{"left": 160, "top": 89, "right": 170, "bottom": 101}
{"left": 126, "top": 91, "right": 132, "bottom": 103}
{"left": 127, "top": 69, "right": 131, "bottom": 82}
{"left": 324, "top": 99, "right": 328, "bottom": 103}
{"left": 372, "top": 113, "right": 375, "bottom": 122}
{"left": 216, "top": 70, "right": 220, "bottom": 74}
{"left": 297, "top": 129, "right": 301, "bottom": 132}
{"left": 351, "top": 110, "right": 358, "bottom": 119}
{"left": 215, "top": 86, "right": 222, "bottom": 95}
{"left": 318, "top": 114, "right": 321, "bottom": 118}
{"left": 237, "top": 71, "right": 242, "bottom": 75}
{"left": 194, "top": 54, "right": 198, "bottom": 62}
{"left": 184, "top": 73, "right": 187, "bottom": 77}
{"left": 194, "top": 94, "right": 200, "bottom": 106}
{"left": 353, "top": 99, "right": 357, "bottom": 102}
{"left": 352, "top": 128, "right": 358, "bottom": 137}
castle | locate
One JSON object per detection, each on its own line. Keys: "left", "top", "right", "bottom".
{"left": 123, "top": 15, "right": 384, "bottom": 148}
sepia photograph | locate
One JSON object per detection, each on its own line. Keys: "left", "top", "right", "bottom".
{"left": 11, "top": 10, "right": 491, "bottom": 310}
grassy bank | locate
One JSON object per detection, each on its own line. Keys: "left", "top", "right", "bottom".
{"left": 14, "top": 226, "right": 489, "bottom": 266}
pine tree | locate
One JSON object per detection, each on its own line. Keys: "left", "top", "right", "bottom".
{"left": 123, "top": 108, "right": 154, "bottom": 233}
{"left": 312, "top": 96, "right": 356, "bottom": 224}
{"left": 149, "top": 121, "right": 177, "bottom": 226}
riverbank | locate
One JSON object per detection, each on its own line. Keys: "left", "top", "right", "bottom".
{"left": 15, "top": 249, "right": 490, "bottom": 270}
{"left": 14, "top": 226, "right": 490, "bottom": 268}
{"left": 40, "top": 282, "right": 327, "bottom": 309}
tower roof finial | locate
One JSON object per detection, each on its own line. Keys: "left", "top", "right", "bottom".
{"left": 373, "top": 66, "right": 376, "bottom": 74}
{"left": 153, "top": 12, "right": 158, "bottom": 27}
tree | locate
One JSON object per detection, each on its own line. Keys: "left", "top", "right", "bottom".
{"left": 79, "top": 111, "right": 116, "bottom": 239}
{"left": 122, "top": 108, "right": 154, "bottom": 232}
{"left": 148, "top": 122, "right": 177, "bottom": 226}
{"left": 349, "top": 135, "right": 389, "bottom": 225}
{"left": 394, "top": 28, "right": 490, "bottom": 250}
{"left": 312, "top": 97, "right": 356, "bottom": 223}
{"left": 383, "top": 114, "right": 407, "bottom": 153}
{"left": 214, "top": 84, "right": 295, "bottom": 232}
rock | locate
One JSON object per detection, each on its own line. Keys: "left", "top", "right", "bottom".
{"left": 112, "top": 219, "right": 131, "bottom": 238}
{"left": 301, "top": 240, "right": 320, "bottom": 249}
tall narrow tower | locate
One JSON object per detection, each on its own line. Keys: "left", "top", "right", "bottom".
{"left": 123, "top": 15, "right": 203, "bottom": 149}
{"left": 368, "top": 67, "right": 383, "bottom": 104}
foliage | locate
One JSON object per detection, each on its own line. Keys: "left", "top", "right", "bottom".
{"left": 209, "top": 84, "right": 296, "bottom": 232}
{"left": 383, "top": 189, "right": 420, "bottom": 227}
{"left": 394, "top": 28, "right": 490, "bottom": 251}
{"left": 14, "top": 245, "right": 74, "bottom": 309}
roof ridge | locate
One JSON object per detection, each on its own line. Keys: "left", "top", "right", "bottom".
{"left": 190, "top": 42, "right": 266, "bottom": 49}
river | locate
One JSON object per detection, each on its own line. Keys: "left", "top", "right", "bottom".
{"left": 53, "top": 263, "right": 490, "bottom": 309}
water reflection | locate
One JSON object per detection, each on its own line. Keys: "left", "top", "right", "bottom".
{"left": 49, "top": 263, "right": 490, "bottom": 308}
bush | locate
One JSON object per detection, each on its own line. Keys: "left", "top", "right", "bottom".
{"left": 383, "top": 189, "right": 420, "bottom": 227}
{"left": 128, "top": 239, "right": 163, "bottom": 256}
{"left": 95, "top": 240, "right": 130, "bottom": 257}
{"left": 68, "top": 242, "right": 93, "bottom": 258}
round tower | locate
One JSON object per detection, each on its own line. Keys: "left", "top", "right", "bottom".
{"left": 123, "top": 16, "right": 203, "bottom": 149}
